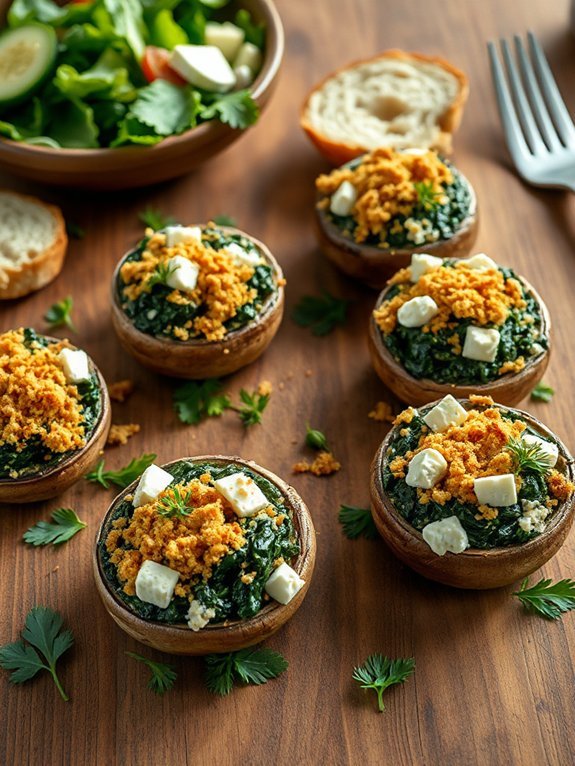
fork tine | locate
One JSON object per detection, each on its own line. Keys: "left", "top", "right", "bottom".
{"left": 514, "top": 35, "right": 562, "bottom": 151}
{"left": 528, "top": 31, "right": 575, "bottom": 146}
{"left": 500, "top": 39, "right": 547, "bottom": 155}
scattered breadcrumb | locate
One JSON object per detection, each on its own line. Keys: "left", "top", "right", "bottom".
{"left": 305, "top": 369, "right": 313, "bottom": 377}
{"left": 108, "top": 379, "right": 135, "bottom": 402}
{"left": 368, "top": 401, "right": 395, "bottom": 423}
{"left": 107, "top": 423, "right": 140, "bottom": 446}
{"left": 257, "top": 380, "right": 273, "bottom": 397}
{"left": 293, "top": 451, "right": 341, "bottom": 476}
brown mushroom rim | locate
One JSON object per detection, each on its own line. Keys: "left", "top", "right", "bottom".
{"left": 96, "top": 457, "right": 312, "bottom": 632}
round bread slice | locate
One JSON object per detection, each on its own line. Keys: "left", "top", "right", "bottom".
{"left": 0, "top": 190, "right": 67, "bottom": 299}
{"left": 300, "top": 50, "right": 469, "bottom": 165}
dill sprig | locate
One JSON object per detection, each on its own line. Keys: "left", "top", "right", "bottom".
{"left": 413, "top": 181, "right": 443, "bottom": 211}
{"left": 506, "top": 436, "right": 552, "bottom": 478}
{"left": 157, "top": 486, "right": 191, "bottom": 518}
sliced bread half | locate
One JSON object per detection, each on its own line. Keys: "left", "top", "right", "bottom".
{"left": 0, "top": 190, "right": 67, "bottom": 299}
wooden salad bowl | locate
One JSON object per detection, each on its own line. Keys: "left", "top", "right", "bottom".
{"left": 0, "top": 0, "right": 284, "bottom": 190}
{"left": 370, "top": 399, "right": 575, "bottom": 589}
{"left": 0, "top": 358, "right": 111, "bottom": 504}
{"left": 314, "top": 172, "right": 478, "bottom": 289}
{"left": 368, "top": 274, "right": 551, "bottom": 407}
{"left": 93, "top": 456, "right": 316, "bottom": 655}
{"left": 110, "top": 227, "right": 285, "bottom": 379}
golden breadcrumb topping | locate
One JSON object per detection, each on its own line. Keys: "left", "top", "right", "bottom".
{"left": 293, "top": 451, "right": 341, "bottom": 476}
{"left": 368, "top": 401, "right": 395, "bottom": 423}
{"left": 108, "top": 379, "right": 135, "bottom": 402}
{"left": 257, "top": 380, "right": 273, "bottom": 396}
{"left": 107, "top": 423, "right": 140, "bottom": 446}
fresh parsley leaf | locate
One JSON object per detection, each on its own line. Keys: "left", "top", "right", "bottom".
{"left": 126, "top": 651, "right": 177, "bottom": 695}
{"left": 23, "top": 508, "right": 86, "bottom": 547}
{"left": 234, "top": 9, "right": 265, "bottom": 48}
{"left": 305, "top": 424, "right": 329, "bottom": 451}
{"left": 212, "top": 214, "right": 237, "bottom": 227}
{"left": 233, "top": 388, "right": 269, "bottom": 427}
{"left": 130, "top": 80, "right": 199, "bottom": 136}
{"left": 173, "top": 379, "right": 231, "bottom": 425}
{"left": 200, "top": 90, "right": 259, "bottom": 130}
{"left": 352, "top": 654, "right": 415, "bottom": 712}
{"left": 66, "top": 221, "right": 85, "bottom": 239}
{"left": 506, "top": 437, "right": 551, "bottom": 478}
{"left": 339, "top": 505, "right": 378, "bottom": 540}
{"left": 44, "top": 296, "right": 76, "bottom": 332}
{"left": 138, "top": 207, "right": 176, "bottom": 231}
{"left": 514, "top": 577, "right": 575, "bottom": 620}
{"left": 0, "top": 606, "right": 74, "bottom": 701}
{"left": 292, "top": 292, "right": 349, "bottom": 336}
{"left": 204, "top": 647, "right": 288, "bottom": 696}
{"left": 531, "top": 383, "right": 554, "bottom": 403}
{"left": 85, "top": 453, "right": 157, "bottom": 489}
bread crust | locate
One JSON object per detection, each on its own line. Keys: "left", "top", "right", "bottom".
{"left": 0, "top": 191, "right": 68, "bottom": 300}
{"left": 300, "top": 49, "right": 469, "bottom": 165}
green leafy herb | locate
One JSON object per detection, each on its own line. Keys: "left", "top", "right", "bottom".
{"left": 200, "top": 90, "right": 259, "bottom": 130}
{"left": 44, "top": 296, "right": 76, "bottom": 332}
{"left": 126, "top": 651, "right": 177, "bottom": 695}
{"left": 305, "top": 423, "right": 329, "bottom": 451}
{"left": 338, "top": 505, "right": 378, "bottom": 540}
{"left": 86, "top": 453, "right": 157, "bottom": 489}
{"left": 0, "top": 606, "right": 74, "bottom": 701}
{"left": 212, "top": 214, "right": 237, "bottom": 227}
{"left": 173, "top": 379, "right": 231, "bottom": 425}
{"left": 232, "top": 389, "right": 269, "bottom": 427}
{"left": 130, "top": 79, "right": 199, "bottom": 136}
{"left": 147, "top": 261, "right": 177, "bottom": 288}
{"left": 506, "top": 436, "right": 551, "bottom": 478}
{"left": 234, "top": 9, "right": 265, "bottom": 48}
{"left": 138, "top": 208, "right": 176, "bottom": 231}
{"left": 352, "top": 654, "right": 415, "bottom": 712}
{"left": 292, "top": 292, "right": 349, "bottom": 336}
{"left": 157, "top": 486, "right": 190, "bottom": 518}
{"left": 66, "top": 221, "right": 85, "bottom": 239}
{"left": 204, "top": 647, "right": 288, "bottom": 696}
{"left": 23, "top": 508, "right": 86, "bottom": 547}
{"left": 414, "top": 181, "right": 442, "bottom": 211}
{"left": 531, "top": 383, "right": 554, "bottom": 403}
{"left": 514, "top": 577, "right": 575, "bottom": 620}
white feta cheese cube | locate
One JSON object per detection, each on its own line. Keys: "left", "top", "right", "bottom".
{"left": 410, "top": 253, "right": 443, "bottom": 283}
{"left": 234, "top": 63, "right": 254, "bottom": 89}
{"left": 204, "top": 21, "right": 245, "bottom": 62}
{"left": 186, "top": 599, "right": 216, "bottom": 631}
{"left": 330, "top": 180, "right": 357, "bottom": 217}
{"left": 473, "top": 473, "right": 517, "bottom": 507}
{"left": 133, "top": 464, "right": 173, "bottom": 507}
{"left": 213, "top": 472, "right": 270, "bottom": 517}
{"left": 165, "top": 255, "right": 200, "bottom": 292}
{"left": 464, "top": 253, "right": 498, "bottom": 271}
{"left": 135, "top": 560, "right": 180, "bottom": 609}
{"left": 397, "top": 295, "right": 439, "bottom": 328}
{"left": 264, "top": 562, "right": 305, "bottom": 605}
{"left": 58, "top": 348, "right": 91, "bottom": 384}
{"left": 422, "top": 516, "right": 469, "bottom": 556}
{"left": 462, "top": 326, "right": 500, "bottom": 362}
{"left": 405, "top": 448, "right": 448, "bottom": 489}
{"left": 233, "top": 42, "right": 263, "bottom": 75}
{"left": 170, "top": 45, "right": 236, "bottom": 93}
{"left": 423, "top": 395, "right": 468, "bottom": 433}
{"left": 519, "top": 499, "right": 550, "bottom": 534}
{"left": 164, "top": 225, "right": 202, "bottom": 248}
{"left": 521, "top": 433, "right": 558, "bottom": 468}
{"left": 402, "top": 147, "right": 428, "bottom": 156}
{"left": 529, "top": 342, "right": 544, "bottom": 357}
{"left": 224, "top": 242, "right": 262, "bottom": 268}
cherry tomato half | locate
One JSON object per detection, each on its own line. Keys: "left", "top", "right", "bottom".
{"left": 141, "top": 46, "right": 186, "bottom": 86}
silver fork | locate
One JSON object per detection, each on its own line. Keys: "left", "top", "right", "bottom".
{"left": 488, "top": 31, "right": 575, "bottom": 192}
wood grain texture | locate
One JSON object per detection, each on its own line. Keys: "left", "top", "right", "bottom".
{"left": 1, "top": 1, "right": 575, "bottom": 765}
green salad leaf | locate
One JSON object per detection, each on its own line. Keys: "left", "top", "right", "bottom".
{"left": 531, "top": 383, "right": 554, "bottom": 403}
{"left": 235, "top": 8, "right": 265, "bottom": 47}
{"left": 129, "top": 79, "right": 199, "bottom": 136}
{"left": 149, "top": 8, "right": 189, "bottom": 49}
{"left": 86, "top": 453, "right": 157, "bottom": 489}
{"left": 23, "top": 508, "right": 86, "bottom": 547}
{"left": 44, "top": 296, "right": 75, "bottom": 331}
{"left": 48, "top": 99, "right": 100, "bottom": 148}
{"left": 173, "top": 379, "right": 231, "bottom": 425}
{"left": 200, "top": 90, "right": 259, "bottom": 130}
{"left": 101, "top": 0, "right": 147, "bottom": 59}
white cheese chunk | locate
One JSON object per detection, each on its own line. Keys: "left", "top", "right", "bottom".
{"left": 473, "top": 473, "right": 517, "bottom": 507}
{"left": 165, "top": 255, "right": 200, "bottom": 292}
{"left": 423, "top": 395, "right": 467, "bottom": 433}
{"left": 234, "top": 63, "right": 253, "bottom": 89}
{"left": 410, "top": 253, "right": 443, "bottom": 283}
{"left": 264, "top": 562, "right": 305, "bottom": 605}
{"left": 213, "top": 472, "right": 270, "bottom": 518}
{"left": 422, "top": 516, "right": 469, "bottom": 556}
{"left": 135, "top": 560, "right": 179, "bottom": 609}
{"left": 170, "top": 45, "right": 236, "bottom": 93}
{"left": 233, "top": 42, "right": 263, "bottom": 75}
{"left": 204, "top": 21, "right": 245, "bottom": 62}
{"left": 186, "top": 599, "right": 216, "bottom": 631}
{"left": 164, "top": 225, "right": 202, "bottom": 248}
{"left": 518, "top": 499, "right": 550, "bottom": 534}
{"left": 58, "top": 348, "right": 91, "bottom": 384}
{"left": 462, "top": 325, "right": 500, "bottom": 362}
{"left": 464, "top": 253, "right": 498, "bottom": 271}
{"left": 133, "top": 464, "right": 173, "bottom": 507}
{"left": 330, "top": 180, "right": 357, "bottom": 217}
{"left": 397, "top": 295, "right": 439, "bottom": 328}
{"left": 224, "top": 241, "right": 262, "bottom": 268}
{"left": 521, "top": 433, "right": 558, "bottom": 468}
{"left": 405, "top": 448, "right": 447, "bottom": 489}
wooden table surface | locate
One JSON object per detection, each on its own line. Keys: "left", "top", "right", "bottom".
{"left": 1, "top": 1, "right": 575, "bottom": 764}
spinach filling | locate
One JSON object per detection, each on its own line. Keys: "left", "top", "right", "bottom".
{"left": 0, "top": 329, "right": 101, "bottom": 481}
{"left": 99, "top": 460, "right": 300, "bottom": 624}
{"left": 118, "top": 227, "right": 276, "bottom": 341}
{"left": 380, "top": 265, "right": 546, "bottom": 384}
{"left": 382, "top": 412, "right": 555, "bottom": 549}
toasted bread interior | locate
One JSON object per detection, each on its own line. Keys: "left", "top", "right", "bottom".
{"left": 0, "top": 192, "right": 58, "bottom": 273}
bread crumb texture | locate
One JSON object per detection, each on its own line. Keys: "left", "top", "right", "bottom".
{"left": 108, "top": 379, "right": 135, "bottom": 402}
{"left": 257, "top": 379, "right": 273, "bottom": 396}
{"left": 0, "top": 329, "right": 89, "bottom": 458}
{"left": 369, "top": 400, "right": 395, "bottom": 422}
{"left": 293, "top": 451, "right": 341, "bottom": 476}
{"left": 107, "top": 423, "right": 140, "bottom": 446}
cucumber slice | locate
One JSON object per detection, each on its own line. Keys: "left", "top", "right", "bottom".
{"left": 0, "top": 25, "right": 57, "bottom": 108}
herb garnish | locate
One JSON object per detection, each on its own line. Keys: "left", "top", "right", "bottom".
{"left": 200, "top": 90, "right": 259, "bottom": 130}
{"left": 212, "top": 215, "right": 237, "bottom": 227}
{"left": 513, "top": 577, "right": 575, "bottom": 620}
{"left": 305, "top": 424, "right": 329, "bottom": 451}
{"left": 531, "top": 383, "right": 554, "bottom": 403}
{"left": 292, "top": 292, "right": 349, "bottom": 336}
{"left": 506, "top": 437, "right": 551, "bottom": 478}
{"left": 86, "top": 453, "right": 157, "bottom": 489}
{"left": 44, "top": 296, "right": 76, "bottom": 332}
{"left": 352, "top": 654, "right": 415, "bottom": 713}
{"left": 173, "top": 379, "right": 231, "bottom": 425}
{"left": 204, "top": 647, "right": 288, "bottom": 696}
{"left": 0, "top": 607, "right": 74, "bottom": 701}
{"left": 338, "top": 505, "right": 378, "bottom": 540}
{"left": 157, "top": 486, "right": 190, "bottom": 518}
{"left": 138, "top": 208, "right": 176, "bottom": 231}
{"left": 147, "top": 261, "right": 177, "bottom": 289}
{"left": 232, "top": 388, "right": 270, "bottom": 427}
{"left": 414, "top": 180, "right": 442, "bottom": 211}
{"left": 126, "top": 652, "right": 177, "bottom": 695}
{"left": 23, "top": 508, "right": 86, "bottom": 547}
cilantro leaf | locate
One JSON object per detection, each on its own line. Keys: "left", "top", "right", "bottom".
{"left": 292, "top": 292, "right": 349, "bottom": 336}
{"left": 531, "top": 383, "right": 554, "bottom": 403}
{"left": 212, "top": 214, "right": 237, "bottom": 227}
{"left": 23, "top": 508, "right": 86, "bottom": 547}
{"left": 126, "top": 652, "right": 177, "bottom": 695}
{"left": 138, "top": 207, "right": 176, "bottom": 231}
{"left": 44, "top": 296, "right": 76, "bottom": 332}
{"left": 85, "top": 453, "right": 157, "bottom": 489}
{"left": 232, "top": 388, "right": 269, "bottom": 427}
{"left": 130, "top": 80, "right": 199, "bottom": 136}
{"left": 234, "top": 9, "right": 265, "bottom": 48}
{"left": 338, "top": 505, "right": 378, "bottom": 540}
{"left": 352, "top": 654, "right": 415, "bottom": 712}
{"left": 205, "top": 647, "right": 288, "bottom": 696}
{"left": 514, "top": 577, "right": 575, "bottom": 620}
{"left": 200, "top": 90, "right": 259, "bottom": 130}
{"left": 173, "top": 379, "right": 231, "bottom": 425}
